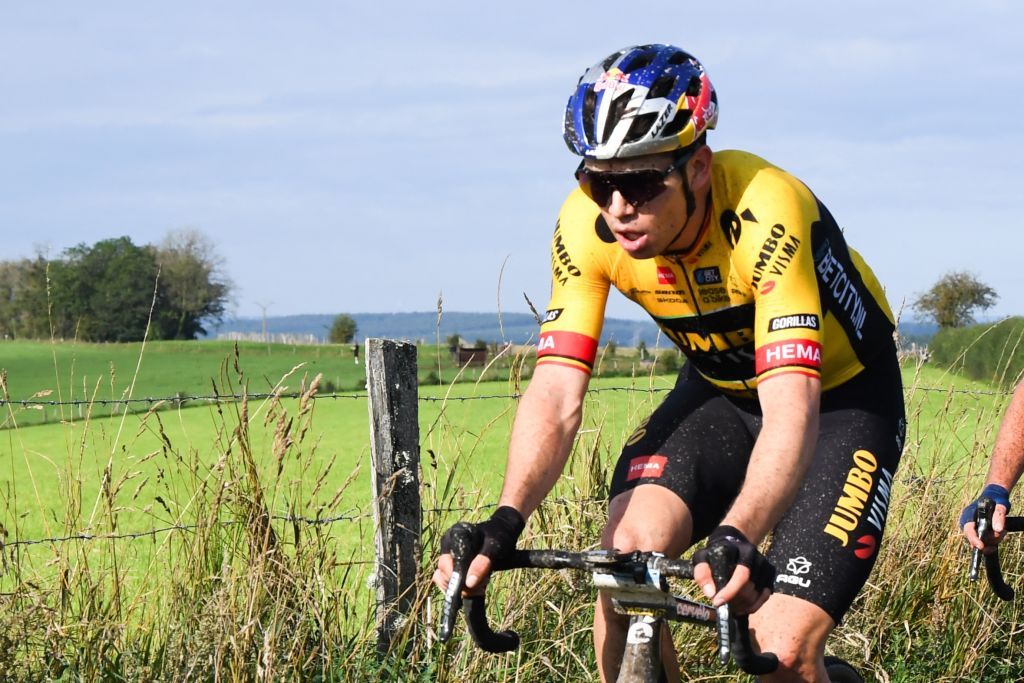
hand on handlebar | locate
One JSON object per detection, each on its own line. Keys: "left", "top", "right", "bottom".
{"left": 961, "top": 484, "right": 1012, "bottom": 552}
{"left": 433, "top": 506, "right": 526, "bottom": 595}
{"left": 692, "top": 525, "right": 776, "bottom": 615}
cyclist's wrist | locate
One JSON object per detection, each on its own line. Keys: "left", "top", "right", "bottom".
{"left": 490, "top": 506, "right": 526, "bottom": 538}
{"left": 708, "top": 524, "right": 749, "bottom": 545}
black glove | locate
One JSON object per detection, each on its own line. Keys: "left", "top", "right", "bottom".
{"left": 440, "top": 506, "right": 526, "bottom": 564}
{"left": 692, "top": 525, "right": 776, "bottom": 593}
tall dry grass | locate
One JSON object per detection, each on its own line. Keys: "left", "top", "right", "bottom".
{"left": 0, "top": 344, "right": 1022, "bottom": 681}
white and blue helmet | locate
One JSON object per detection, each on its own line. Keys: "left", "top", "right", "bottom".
{"left": 564, "top": 44, "right": 718, "bottom": 159}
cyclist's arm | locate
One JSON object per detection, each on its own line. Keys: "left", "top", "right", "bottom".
{"left": 434, "top": 362, "right": 590, "bottom": 592}
{"left": 695, "top": 371, "right": 819, "bottom": 611}
{"left": 498, "top": 362, "right": 590, "bottom": 515}
{"left": 722, "top": 371, "right": 820, "bottom": 541}
{"left": 965, "top": 380, "right": 1024, "bottom": 548}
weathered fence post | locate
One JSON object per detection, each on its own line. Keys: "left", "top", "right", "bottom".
{"left": 365, "top": 338, "right": 422, "bottom": 655}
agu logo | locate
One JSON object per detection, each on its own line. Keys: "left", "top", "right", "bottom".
{"left": 656, "top": 266, "right": 676, "bottom": 285}
{"left": 777, "top": 556, "right": 812, "bottom": 588}
{"left": 626, "top": 455, "right": 668, "bottom": 481}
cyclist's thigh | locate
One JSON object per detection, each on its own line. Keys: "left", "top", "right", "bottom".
{"left": 608, "top": 366, "right": 757, "bottom": 543}
{"left": 765, "top": 354, "right": 905, "bottom": 624}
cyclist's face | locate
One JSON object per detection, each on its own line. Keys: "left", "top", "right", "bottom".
{"left": 582, "top": 149, "right": 709, "bottom": 259}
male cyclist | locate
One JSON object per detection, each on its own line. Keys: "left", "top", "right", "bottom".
{"left": 434, "top": 44, "right": 906, "bottom": 682}
{"left": 961, "top": 380, "right": 1024, "bottom": 549}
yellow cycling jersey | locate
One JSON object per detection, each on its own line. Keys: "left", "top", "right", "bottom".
{"left": 537, "top": 150, "right": 896, "bottom": 396}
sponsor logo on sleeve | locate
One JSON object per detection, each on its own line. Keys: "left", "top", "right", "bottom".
{"left": 768, "top": 314, "right": 820, "bottom": 332}
{"left": 760, "top": 281, "right": 776, "bottom": 295}
{"left": 626, "top": 455, "right": 668, "bottom": 481}
{"left": 656, "top": 266, "right": 677, "bottom": 285}
{"left": 551, "top": 223, "right": 582, "bottom": 286}
{"left": 694, "top": 266, "right": 722, "bottom": 286}
{"left": 542, "top": 308, "right": 564, "bottom": 324}
{"left": 813, "top": 238, "right": 868, "bottom": 340}
{"left": 755, "top": 339, "right": 822, "bottom": 373}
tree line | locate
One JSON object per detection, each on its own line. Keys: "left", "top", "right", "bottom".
{"left": 0, "top": 229, "right": 232, "bottom": 342}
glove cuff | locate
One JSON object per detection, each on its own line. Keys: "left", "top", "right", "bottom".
{"left": 708, "top": 524, "right": 749, "bottom": 545}
{"left": 982, "top": 484, "right": 1012, "bottom": 512}
{"left": 491, "top": 506, "right": 526, "bottom": 538}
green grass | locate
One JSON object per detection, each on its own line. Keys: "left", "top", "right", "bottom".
{"left": 1, "top": 341, "right": 1022, "bottom": 680}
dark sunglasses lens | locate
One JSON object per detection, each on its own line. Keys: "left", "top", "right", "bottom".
{"left": 579, "top": 172, "right": 613, "bottom": 205}
{"left": 611, "top": 172, "right": 665, "bottom": 206}
{"left": 577, "top": 168, "right": 669, "bottom": 207}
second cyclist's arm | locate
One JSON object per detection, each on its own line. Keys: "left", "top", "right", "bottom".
{"left": 721, "top": 372, "right": 820, "bottom": 542}
{"left": 497, "top": 362, "right": 591, "bottom": 517}
{"left": 984, "top": 380, "right": 1024, "bottom": 492}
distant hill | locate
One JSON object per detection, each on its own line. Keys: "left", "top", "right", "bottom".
{"left": 208, "top": 312, "right": 665, "bottom": 347}
{"left": 208, "top": 312, "right": 942, "bottom": 347}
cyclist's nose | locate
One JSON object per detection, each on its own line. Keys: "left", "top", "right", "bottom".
{"left": 605, "top": 189, "right": 635, "bottom": 219}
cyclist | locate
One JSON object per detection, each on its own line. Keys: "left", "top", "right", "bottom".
{"left": 961, "top": 380, "right": 1024, "bottom": 549}
{"left": 434, "top": 44, "right": 906, "bottom": 682}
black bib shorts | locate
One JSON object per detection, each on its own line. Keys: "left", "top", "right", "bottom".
{"left": 608, "top": 349, "right": 906, "bottom": 623}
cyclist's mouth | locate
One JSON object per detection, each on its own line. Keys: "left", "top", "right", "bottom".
{"left": 615, "top": 229, "right": 648, "bottom": 252}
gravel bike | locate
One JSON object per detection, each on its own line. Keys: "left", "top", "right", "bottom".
{"left": 438, "top": 522, "right": 863, "bottom": 682}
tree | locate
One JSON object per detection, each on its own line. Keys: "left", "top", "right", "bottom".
{"left": 53, "top": 237, "right": 162, "bottom": 342}
{"left": 155, "top": 229, "right": 233, "bottom": 339}
{"left": 913, "top": 271, "right": 999, "bottom": 329}
{"left": 329, "top": 314, "right": 358, "bottom": 343}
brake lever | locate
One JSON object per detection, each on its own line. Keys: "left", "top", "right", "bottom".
{"left": 439, "top": 523, "right": 478, "bottom": 642}
{"left": 970, "top": 498, "right": 994, "bottom": 583}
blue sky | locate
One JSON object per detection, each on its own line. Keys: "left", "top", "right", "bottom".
{"left": 1, "top": 1, "right": 1021, "bottom": 322}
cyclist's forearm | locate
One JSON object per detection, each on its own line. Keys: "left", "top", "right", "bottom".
{"left": 722, "top": 373, "right": 820, "bottom": 542}
{"left": 985, "top": 381, "right": 1024, "bottom": 493}
{"left": 497, "top": 368, "right": 586, "bottom": 518}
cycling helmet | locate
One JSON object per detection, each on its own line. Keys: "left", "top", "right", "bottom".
{"left": 563, "top": 44, "right": 718, "bottom": 159}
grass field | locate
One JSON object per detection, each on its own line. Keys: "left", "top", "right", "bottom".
{"left": 0, "top": 341, "right": 1022, "bottom": 680}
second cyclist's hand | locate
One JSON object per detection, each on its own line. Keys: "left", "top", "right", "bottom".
{"left": 692, "top": 525, "right": 775, "bottom": 615}
{"left": 961, "top": 484, "right": 1012, "bottom": 552}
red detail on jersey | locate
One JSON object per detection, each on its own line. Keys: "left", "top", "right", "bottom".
{"left": 656, "top": 266, "right": 676, "bottom": 285}
{"left": 756, "top": 339, "right": 822, "bottom": 374}
{"left": 537, "top": 330, "right": 599, "bottom": 366}
{"left": 627, "top": 455, "right": 668, "bottom": 481}
{"left": 854, "top": 534, "right": 877, "bottom": 560}
{"left": 760, "top": 280, "right": 776, "bottom": 295}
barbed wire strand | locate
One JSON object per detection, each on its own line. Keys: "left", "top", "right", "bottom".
{"left": 0, "top": 382, "right": 1013, "bottom": 409}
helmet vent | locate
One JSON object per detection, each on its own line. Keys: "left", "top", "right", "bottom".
{"left": 582, "top": 87, "right": 598, "bottom": 145}
{"left": 625, "top": 113, "right": 658, "bottom": 143}
{"left": 660, "top": 109, "right": 692, "bottom": 138}
{"left": 649, "top": 75, "right": 676, "bottom": 99}
{"left": 603, "top": 90, "right": 633, "bottom": 143}
{"left": 667, "top": 50, "right": 692, "bottom": 65}
{"left": 623, "top": 50, "right": 656, "bottom": 72}
{"left": 686, "top": 75, "right": 702, "bottom": 97}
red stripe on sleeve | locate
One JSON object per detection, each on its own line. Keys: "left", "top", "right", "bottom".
{"left": 537, "top": 330, "right": 599, "bottom": 367}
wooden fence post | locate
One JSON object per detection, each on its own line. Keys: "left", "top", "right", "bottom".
{"left": 365, "top": 338, "right": 422, "bottom": 655}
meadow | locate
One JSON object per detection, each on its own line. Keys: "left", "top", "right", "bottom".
{"left": 0, "top": 340, "right": 1022, "bottom": 681}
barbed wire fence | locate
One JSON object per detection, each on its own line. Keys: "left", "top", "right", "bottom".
{"left": 0, "top": 341, "right": 1015, "bottom": 648}
{"left": 0, "top": 377, "right": 1014, "bottom": 545}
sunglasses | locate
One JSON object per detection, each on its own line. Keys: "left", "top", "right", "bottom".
{"left": 575, "top": 151, "right": 693, "bottom": 208}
